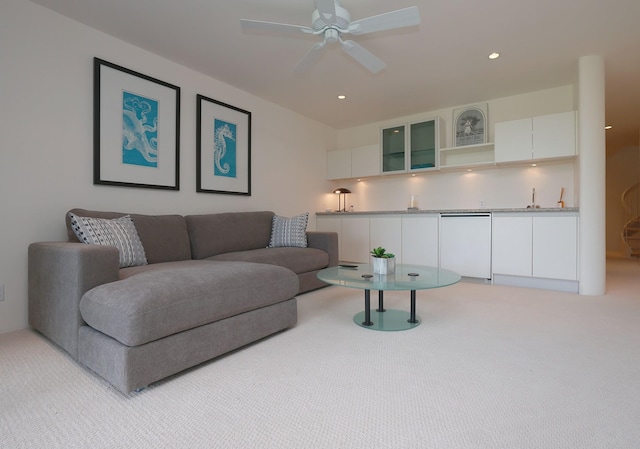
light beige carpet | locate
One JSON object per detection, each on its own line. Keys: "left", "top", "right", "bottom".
{"left": 1, "top": 258, "right": 639, "bottom": 448}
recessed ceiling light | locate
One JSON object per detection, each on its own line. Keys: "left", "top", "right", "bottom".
{"left": 337, "top": 95, "right": 346, "bottom": 100}
{"left": 605, "top": 125, "right": 612, "bottom": 130}
{"left": 488, "top": 52, "right": 500, "bottom": 60}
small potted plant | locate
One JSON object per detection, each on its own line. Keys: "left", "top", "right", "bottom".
{"left": 370, "top": 246, "right": 396, "bottom": 275}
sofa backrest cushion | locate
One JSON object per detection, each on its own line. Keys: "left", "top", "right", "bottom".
{"left": 67, "top": 209, "right": 192, "bottom": 264}
{"left": 185, "top": 211, "right": 275, "bottom": 259}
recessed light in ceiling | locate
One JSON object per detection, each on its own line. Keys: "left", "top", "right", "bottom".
{"left": 488, "top": 52, "right": 500, "bottom": 60}
{"left": 337, "top": 95, "right": 346, "bottom": 100}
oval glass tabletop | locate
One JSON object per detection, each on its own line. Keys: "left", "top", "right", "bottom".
{"left": 317, "top": 263, "right": 461, "bottom": 291}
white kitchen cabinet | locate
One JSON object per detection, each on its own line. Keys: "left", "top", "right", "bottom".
{"left": 350, "top": 144, "right": 380, "bottom": 178}
{"left": 327, "top": 145, "right": 380, "bottom": 180}
{"left": 532, "top": 215, "right": 578, "bottom": 280}
{"left": 402, "top": 215, "right": 439, "bottom": 266}
{"left": 492, "top": 213, "right": 578, "bottom": 282}
{"left": 494, "top": 118, "right": 532, "bottom": 163}
{"left": 370, "top": 217, "right": 402, "bottom": 262}
{"left": 492, "top": 215, "right": 533, "bottom": 276}
{"left": 340, "top": 217, "right": 370, "bottom": 263}
{"left": 532, "top": 112, "right": 577, "bottom": 160}
{"left": 494, "top": 111, "right": 576, "bottom": 163}
{"left": 440, "top": 213, "right": 492, "bottom": 279}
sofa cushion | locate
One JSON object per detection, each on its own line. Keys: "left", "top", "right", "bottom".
{"left": 268, "top": 212, "right": 309, "bottom": 248}
{"left": 207, "top": 247, "right": 329, "bottom": 274}
{"left": 69, "top": 213, "right": 147, "bottom": 268}
{"left": 186, "top": 211, "right": 274, "bottom": 259}
{"left": 79, "top": 260, "right": 298, "bottom": 347}
{"left": 67, "top": 209, "right": 191, "bottom": 264}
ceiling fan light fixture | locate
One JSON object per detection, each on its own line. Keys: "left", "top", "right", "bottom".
{"left": 325, "top": 28, "right": 339, "bottom": 43}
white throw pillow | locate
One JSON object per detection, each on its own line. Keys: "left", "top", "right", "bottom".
{"left": 69, "top": 213, "right": 148, "bottom": 268}
{"left": 268, "top": 212, "right": 309, "bottom": 248}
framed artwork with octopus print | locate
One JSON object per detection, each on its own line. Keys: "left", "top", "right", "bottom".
{"left": 93, "top": 58, "right": 180, "bottom": 190}
{"left": 196, "top": 94, "right": 251, "bottom": 195}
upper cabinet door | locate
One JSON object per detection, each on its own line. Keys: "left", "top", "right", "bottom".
{"left": 495, "top": 111, "right": 577, "bottom": 164}
{"left": 533, "top": 111, "right": 576, "bottom": 160}
{"left": 381, "top": 125, "right": 406, "bottom": 174}
{"left": 494, "top": 117, "right": 532, "bottom": 163}
{"left": 351, "top": 144, "right": 380, "bottom": 178}
{"left": 409, "top": 119, "right": 438, "bottom": 171}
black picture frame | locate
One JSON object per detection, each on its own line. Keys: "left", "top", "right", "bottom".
{"left": 196, "top": 94, "right": 251, "bottom": 195}
{"left": 93, "top": 57, "right": 180, "bottom": 190}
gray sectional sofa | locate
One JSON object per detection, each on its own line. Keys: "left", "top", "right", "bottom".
{"left": 28, "top": 209, "right": 338, "bottom": 393}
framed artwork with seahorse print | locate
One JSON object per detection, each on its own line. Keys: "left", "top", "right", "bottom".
{"left": 93, "top": 58, "right": 180, "bottom": 190}
{"left": 196, "top": 94, "right": 251, "bottom": 195}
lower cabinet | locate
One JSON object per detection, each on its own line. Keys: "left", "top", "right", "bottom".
{"left": 318, "top": 212, "right": 579, "bottom": 291}
{"left": 316, "top": 214, "right": 439, "bottom": 265}
{"left": 401, "top": 215, "right": 439, "bottom": 266}
{"left": 370, "top": 217, "right": 402, "bottom": 262}
{"left": 492, "top": 212, "right": 578, "bottom": 291}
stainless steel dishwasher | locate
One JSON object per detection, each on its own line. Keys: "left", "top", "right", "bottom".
{"left": 439, "top": 213, "right": 492, "bottom": 279}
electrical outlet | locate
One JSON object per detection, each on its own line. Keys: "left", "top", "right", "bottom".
{"left": 0, "top": 284, "right": 4, "bottom": 301}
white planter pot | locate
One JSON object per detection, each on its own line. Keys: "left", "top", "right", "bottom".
{"left": 372, "top": 257, "right": 395, "bottom": 275}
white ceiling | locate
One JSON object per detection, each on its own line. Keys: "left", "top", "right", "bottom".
{"left": 32, "top": 0, "right": 640, "bottom": 149}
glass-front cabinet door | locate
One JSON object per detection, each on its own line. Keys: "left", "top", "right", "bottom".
{"left": 381, "top": 119, "right": 440, "bottom": 174}
{"left": 409, "top": 119, "right": 437, "bottom": 170}
{"left": 381, "top": 125, "right": 406, "bottom": 173}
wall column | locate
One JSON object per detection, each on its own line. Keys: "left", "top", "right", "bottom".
{"left": 578, "top": 55, "right": 606, "bottom": 295}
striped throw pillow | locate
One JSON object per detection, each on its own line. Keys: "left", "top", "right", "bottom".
{"left": 69, "top": 213, "right": 148, "bottom": 268}
{"left": 268, "top": 213, "right": 309, "bottom": 248}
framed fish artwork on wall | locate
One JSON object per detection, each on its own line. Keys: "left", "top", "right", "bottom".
{"left": 93, "top": 57, "right": 180, "bottom": 190}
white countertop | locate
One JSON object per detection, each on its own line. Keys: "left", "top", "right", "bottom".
{"left": 316, "top": 207, "right": 579, "bottom": 215}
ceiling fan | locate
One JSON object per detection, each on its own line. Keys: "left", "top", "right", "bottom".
{"left": 240, "top": 0, "right": 420, "bottom": 74}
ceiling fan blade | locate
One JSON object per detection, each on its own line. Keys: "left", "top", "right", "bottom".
{"left": 340, "top": 39, "right": 386, "bottom": 74}
{"left": 314, "top": 0, "right": 337, "bottom": 25}
{"left": 294, "top": 41, "right": 327, "bottom": 74}
{"left": 347, "top": 6, "right": 420, "bottom": 35}
{"left": 240, "top": 19, "right": 315, "bottom": 35}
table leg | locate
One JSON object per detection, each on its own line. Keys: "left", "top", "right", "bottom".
{"left": 363, "top": 289, "right": 373, "bottom": 326}
{"left": 376, "top": 290, "right": 385, "bottom": 312}
{"left": 408, "top": 290, "right": 419, "bottom": 323}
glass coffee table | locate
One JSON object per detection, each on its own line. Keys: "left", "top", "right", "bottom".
{"left": 317, "top": 263, "right": 461, "bottom": 331}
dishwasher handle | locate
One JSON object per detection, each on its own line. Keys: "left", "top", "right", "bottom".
{"left": 441, "top": 213, "right": 491, "bottom": 217}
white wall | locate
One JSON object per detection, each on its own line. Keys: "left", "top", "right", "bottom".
{"left": 0, "top": 0, "right": 336, "bottom": 333}
{"left": 329, "top": 86, "right": 576, "bottom": 212}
